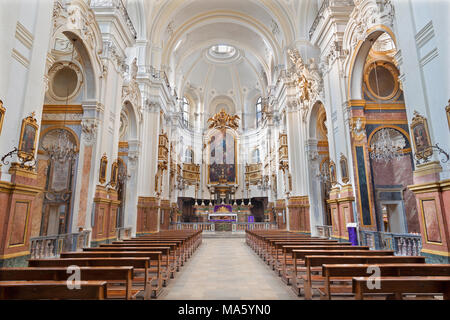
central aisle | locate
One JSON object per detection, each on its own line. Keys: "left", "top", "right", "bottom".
{"left": 159, "top": 237, "right": 299, "bottom": 300}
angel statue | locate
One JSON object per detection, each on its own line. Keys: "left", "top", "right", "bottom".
{"left": 228, "top": 114, "right": 240, "bottom": 130}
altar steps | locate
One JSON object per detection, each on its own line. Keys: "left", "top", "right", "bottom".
{"left": 202, "top": 232, "right": 246, "bottom": 239}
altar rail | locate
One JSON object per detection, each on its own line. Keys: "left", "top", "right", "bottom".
{"left": 315, "top": 225, "right": 422, "bottom": 256}
{"left": 30, "top": 230, "right": 91, "bottom": 259}
{"left": 170, "top": 222, "right": 215, "bottom": 231}
{"left": 170, "top": 222, "right": 277, "bottom": 232}
{"left": 233, "top": 222, "right": 278, "bottom": 231}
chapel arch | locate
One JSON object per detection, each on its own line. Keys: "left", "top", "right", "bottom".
{"left": 347, "top": 30, "right": 420, "bottom": 234}
{"left": 307, "top": 101, "right": 332, "bottom": 227}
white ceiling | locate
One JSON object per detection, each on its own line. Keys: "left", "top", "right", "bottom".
{"left": 136, "top": 0, "right": 317, "bottom": 127}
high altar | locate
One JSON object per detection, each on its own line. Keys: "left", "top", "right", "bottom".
{"left": 194, "top": 204, "right": 251, "bottom": 223}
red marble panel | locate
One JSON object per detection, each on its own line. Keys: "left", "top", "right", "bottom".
{"left": 342, "top": 205, "right": 351, "bottom": 226}
{"left": 97, "top": 207, "right": 105, "bottom": 236}
{"left": 371, "top": 154, "right": 420, "bottom": 233}
{"left": 110, "top": 208, "right": 117, "bottom": 234}
{"left": 331, "top": 206, "right": 339, "bottom": 233}
{"left": 8, "top": 201, "right": 30, "bottom": 246}
{"left": 422, "top": 199, "right": 442, "bottom": 243}
{"left": 0, "top": 192, "right": 12, "bottom": 252}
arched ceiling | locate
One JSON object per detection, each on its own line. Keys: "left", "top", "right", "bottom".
{"left": 139, "top": 0, "right": 316, "bottom": 124}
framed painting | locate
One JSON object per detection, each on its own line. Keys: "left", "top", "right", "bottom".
{"left": 340, "top": 154, "right": 349, "bottom": 184}
{"left": 208, "top": 129, "right": 237, "bottom": 184}
{"left": 410, "top": 111, "right": 433, "bottom": 160}
{"left": 0, "top": 100, "right": 5, "bottom": 135}
{"left": 18, "top": 112, "right": 39, "bottom": 160}
{"left": 99, "top": 154, "right": 108, "bottom": 184}
{"left": 110, "top": 160, "right": 119, "bottom": 187}
{"left": 329, "top": 160, "right": 337, "bottom": 185}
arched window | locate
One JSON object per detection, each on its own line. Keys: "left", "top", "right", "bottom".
{"left": 253, "top": 148, "right": 260, "bottom": 163}
{"left": 185, "top": 148, "right": 194, "bottom": 163}
{"left": 256, "top": 97, "right": 263, "bottom": 127}
{"left": 182, "top": 97, "right": 190, "bottom": 127}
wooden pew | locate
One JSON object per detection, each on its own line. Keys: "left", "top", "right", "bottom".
{"left": 267, "top": 240, "right": 344, "bottom": 267}
{"left": 271, "top": 242, "right": 355, "bottom": 273}
{"left": 28, "top": 257, "right": 154, "bottom": 299}
{"left": 107, "top": 242, "right": 181, "bottom": 272}
{"left": 284, "top": 247, "right": 375, "bottom": 284}
{"left": 0, "top": 281, "right": 107, "bottom": 300}
{"left": 253, "top": 234, "right": 317, "bottom": 259}
{"left": 293, "top": 250, "right": 394, "bottom": 296}
{"left": 259, "top": 236, "right": 318, "bottom": 260}
{"left": 91, "top": 245, "right": 176, "bottom": 277}
{"left": 127, "top": 239, "right": 188, "bottom": 263}
{"left": 352, "top": 276, "right": 450, "bottom": 300}
{"left": 320, "top": 263, "right": 450, "bottom": 300}
{"left": 245, "top": 230, "right": 309, "bottom": 255}
{"left": 60, "top": 251, "right": 164, "bottom": 289}
{"left": 0, "top": 267, "right": 134, "bottom": 300}
{"left": 134, "top": 232, "right": 200, "bottom": 260}
{"left": 300, "top": 255, "right": 426, "bottom": 299}
{"left": 255, "top": 236, "right": 328, "bottom": 262}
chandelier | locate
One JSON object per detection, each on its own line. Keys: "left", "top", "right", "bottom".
{"left": 43, "top": 39, "right": 78, "bottom": 163}
{"left": 43, "top": 129, "right": 77, "bottom": 162}
{"left": 370, "top": 128, "right": 405, "bottom": 164}
{"left": 368, "top": 53, "right": 404, "bottom": 164}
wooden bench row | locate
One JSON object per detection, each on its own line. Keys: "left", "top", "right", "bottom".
{"left": 0, "top": 230, "right": 202, "bottom": 300}
{"left": 246, "top": 230, "right": 450, "bottom": 300}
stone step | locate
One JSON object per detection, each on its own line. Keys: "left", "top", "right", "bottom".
{"left": 202, "top": 232, "right": 246, "bottom": 238}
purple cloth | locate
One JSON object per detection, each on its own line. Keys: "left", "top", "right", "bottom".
{"left": 248, "top": 216, "right": 255, "bottom": 223}
{"left": 347, "top": 227, "right": 358, "bottom": 246}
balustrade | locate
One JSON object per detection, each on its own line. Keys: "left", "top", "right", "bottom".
{"left": 30, "top": 230, "right": 91, "bottom": 259}
{"left": 359, "top": 230, "right": 422, "bottom": 256}
{"left": 90, "top": 0, "right": 137, "bottom": 39}
{"left": 316, "top": 225, "right": 333, "bottom": 239}
{"left": 316, "top": 225, "right": 422, "bottom": 256}
{"left": 116, "top": 227, "right": 132, "bottom": 240}
{"left": 170, "top": 222, "right": 277, "bottom": 232}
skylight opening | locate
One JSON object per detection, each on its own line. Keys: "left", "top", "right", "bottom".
{"left": 209, "top": 44, "right": 236, "bottom": 58}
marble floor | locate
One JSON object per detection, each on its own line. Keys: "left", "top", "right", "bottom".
{"left": 159, "top": 238, "right": 300, "bottom": 300}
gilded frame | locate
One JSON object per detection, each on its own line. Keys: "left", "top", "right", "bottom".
{"left": 0, "top": 100, "right": 5, "bottom": 135}
{"left": 410, "top": 111, "right": 433, "bottom": 160}
{"left": 18, "top": 113, "right": 39, "bottom": 160}
{"left": 329, "top": 160, "right": 337, "bottom": 185}
{"left": 364, "top": 60, "right": 400, "bottom": 101}
{"left": 110, "top": 160, "right": 119, "bottom": 187}
{"left": 340, "top": 154, "right": 349, "bottom": 184}
{"left": 99, "top": 154, "right": 108, "bottom": 184}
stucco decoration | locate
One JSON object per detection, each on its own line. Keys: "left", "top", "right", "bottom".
{"left": 344, "top": 0, "right": 396, "bottom": 52}
{"left": 287, "top": 49, "right": 324, "bottom": 122}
